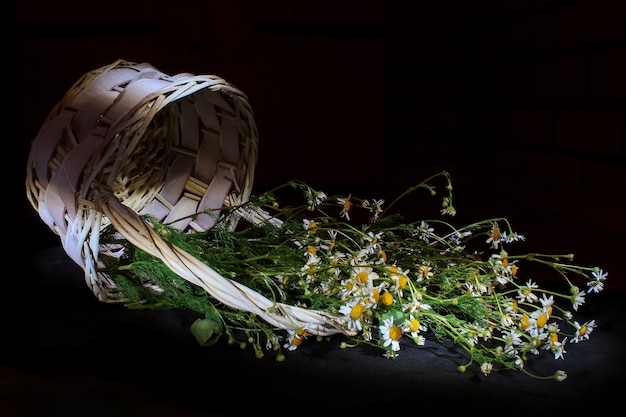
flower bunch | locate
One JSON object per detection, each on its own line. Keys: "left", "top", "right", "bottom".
{"left": 101, "top": 171, "right": 606, "bottom": 381}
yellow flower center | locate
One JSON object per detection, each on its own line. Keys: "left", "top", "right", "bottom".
{"left": 578, "top": 325, "right": 588, "bottom": 337}
{"left": 409, "top": 317, "right": 420, "bottom": 332}
{"left": 381, "top": 292, "right": 394, "bottom": 306}
{"left": 389, "top": 325, "right": 402, "bottom": 340}
{"left": 350, "top": 303, "right": 365, "bottom": 320}
{"left": 398, "top": 275, "right": 407, "bottom": 290}
{"left": 307, "top": 246, "right": 316, "bottom": 255}
{"left": 537, "top": 313, "right": 547, "bottom": 328}
{"left": 520, "top": 314, "right": 530, "bottom": 330}
{"left": 550, "top": 333, "right": 558, "bottom": 344}
{"left": 422, "top": 267, "right": 431, "bottom": 278}
{"left": 291, "top": 329, "right": 308, "bottom": 346}
{"left": 371, "top": 288, "right": 380, "bottom": 303}
{"left": 356, "top": 271, "right": 369, "bottom": 284}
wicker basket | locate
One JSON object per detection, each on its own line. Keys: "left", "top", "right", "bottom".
{"left": 25, "top": 59, "right": 348, "bottom": 336}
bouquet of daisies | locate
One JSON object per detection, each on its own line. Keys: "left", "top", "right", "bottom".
{"left": 100, "top": 171, "right": 606, "bottom": 381}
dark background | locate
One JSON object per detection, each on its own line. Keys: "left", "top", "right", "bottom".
{"left": 5, "top": 0, "right": 626, "bottom": 290}
{"left": 2, "top": 1, "right": 626, "bottom": 415}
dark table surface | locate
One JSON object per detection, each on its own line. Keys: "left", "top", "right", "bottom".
{"left": 2, "top": 239, "right": 625, "bottom": 416}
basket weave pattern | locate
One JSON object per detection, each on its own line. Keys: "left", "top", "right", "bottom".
{"left": 26, "top": 59, "right": 348, "bottom": 336}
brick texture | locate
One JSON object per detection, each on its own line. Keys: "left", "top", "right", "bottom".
{"left": 8, "top": 0, "right": 626, "bottom": 289}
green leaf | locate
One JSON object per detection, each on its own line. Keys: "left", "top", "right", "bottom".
{"left": 381, "top": 310, "right": 405, "bottom": 326}
{"left": 190, "top": 314, "right": 223, "bottom": 347}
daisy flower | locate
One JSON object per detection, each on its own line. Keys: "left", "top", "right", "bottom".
{"left": 571, "top": 320, "right": 596, "bottom": 343}
{"left": 587, "top": 268, "right": 608, "bottom": 293}
{"left": 283, "top": 328, "right": 310, "bottom": 351}
{"left": 485, "top": 222, "right": 502, "bottom": 249}
{"left": 380, "top": 318, "right": 403, "bottom": 353}
{"left": 339, "top": 299, "right": 366, "bottom": 332}
{"left": 337, "top": 195, "right": 352, "bottom": 220}
{"left": 517, "top": 279, "right": 539, "bottom": 303}
{"left": 571, "top": 290, "right": 586, "bottom": 311}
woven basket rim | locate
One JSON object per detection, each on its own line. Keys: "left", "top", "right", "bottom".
{"left": 25, "top": 59, "right": 350, "bottom": 337}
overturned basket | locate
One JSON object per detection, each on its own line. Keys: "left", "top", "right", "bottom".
{"left": 25, "top": 59, "right": 348, "bottom": 336}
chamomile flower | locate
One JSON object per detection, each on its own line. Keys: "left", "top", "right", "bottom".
{"left": 539, "top": 293, "right": 554, "bottom": 314}
{"left": 351, "top": 266, "right": 379, "bottom": 296}
{"left": 502, "top": 230, "right": 525, "bottom": 243}
{"left": 380, "top": 291, "right": 395, "bottom": 306}
{"left": 319, "top": 229, "right": 338, "bottom": 253}
{"left": 517, "top": 279, "right": 539, "bottom": 303}
{"left": 337, "top": 195, "right": 352, "bottom": 220}
{"left": 380, "top": 318, "right": 403, "bottom": 353}
{"left": 363, "top": 231, "right": 383, "bottom": 255}
{"left": 587, "top": 268, "right": 608, "bottom": 293}
{"left": 571, "top": 290, "right": 586, "bottom": 311}
{"left": 284, "top": 328, "right": 310, "bottom": 351}
{"left": 312, "top": 190, "right": 327, "bottom": 207}
{"left": 501, "top": 328, "right": 524, "bottom": 353}
{"left": 387, "top": 265, "right": 409, "bottom": 297}
{"left": 546, "top": 332, "right": 567, "bottom": 360}
{"left": 486, "top": 222, "right": 502, "bottom": 249}
{"left": 339, "top": 299, "right": 366, "bottom": 332}
{"left": 458, "top": 322, "right": 482, "bottom": 345}
{"left": 109, "top": 171, "right": 605, "bottom": 382}
{"left": 366, "top": 198, "right": 385, "bottom": 222}
{"left": 417, "top": 263, "right": 434, "bottom": 281}
{"left": 416, "top": 220, "right": 435, "bottom": 242}
{"left": 303, "top": 219, "right": 317, "bottom": 235}
{"left": 571, "top": 320, "right": 596, "bottom": 343}
{"left": 404, "top": 315, "right": 426, "bottom": 337}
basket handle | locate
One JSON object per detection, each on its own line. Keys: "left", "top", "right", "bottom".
{"left": 96, "top": 187, "right": 353, "bottom": 337}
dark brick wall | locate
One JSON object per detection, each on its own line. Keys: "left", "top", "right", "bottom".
{"left": 10, "top": 1, "right": 386, "bottom": 193}
{"left": 386, "top": 0, "right": 626, "bottom": 239}
{"left": 7, "top": 0, "right": 625, "bottom": 288}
